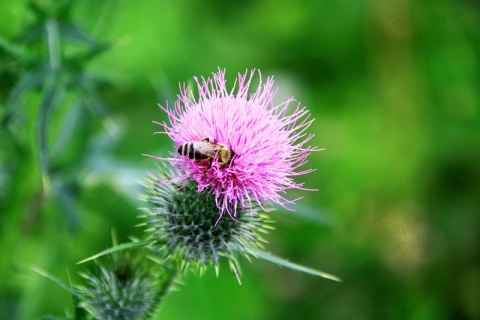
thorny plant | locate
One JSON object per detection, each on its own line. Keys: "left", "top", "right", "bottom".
{"left": 1, "top": 2, "right": 339, "bottom": 320}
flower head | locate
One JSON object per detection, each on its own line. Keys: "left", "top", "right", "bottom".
{"left": 154, "top": 69, "right": 317, "bottom": 219}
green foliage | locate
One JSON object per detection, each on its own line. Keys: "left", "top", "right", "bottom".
{"left": 0, "top": 1, "right": 122, "bottom": 318}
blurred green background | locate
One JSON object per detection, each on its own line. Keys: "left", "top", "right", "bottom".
{"left": 1, "top": 0, "right": 479, "bottom": 319}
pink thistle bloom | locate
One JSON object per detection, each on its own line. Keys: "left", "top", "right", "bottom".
{"left": 153, "top": 69, "right": 318, "bottom": 220}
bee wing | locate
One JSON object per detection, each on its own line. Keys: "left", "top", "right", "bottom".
{"left": 194, "top": 142, "right": 218, "bottom": 157}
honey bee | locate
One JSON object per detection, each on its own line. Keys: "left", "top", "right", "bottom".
{"left": 177, "top": 137, "right": 235, "bottom": 172}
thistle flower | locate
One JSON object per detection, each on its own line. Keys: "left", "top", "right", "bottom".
{"left": 142, "top": 166, "right": 270, "bottom": 281}
{"left": 153, "top": 69, "right": 318, "bottom": 219}
{"left": 76, "top": 252, "right": 167, "bottom": 320}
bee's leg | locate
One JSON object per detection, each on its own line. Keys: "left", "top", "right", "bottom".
{"left": 213, "top": 138, "right": 217, "bottom": 145}
{"left": 201, "top": 137, "right": 209, "bottom": 142}
{"left": 229, "top": 151, "right": 236, "bottom": 166}
{"left": 203, "top": 160, "right": 212, "bottom": 175}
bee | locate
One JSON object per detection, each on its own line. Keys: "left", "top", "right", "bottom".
{"left": 177, "top": 137, "right": 235, "bottom": 172}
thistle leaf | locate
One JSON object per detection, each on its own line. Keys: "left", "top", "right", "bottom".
{"left": 77, "top": 239, "right": 155, "bottom": 264}
{"left": 246, "top": 246, "right": 341, "bottom": 282}
{"left": 32, "top": 267, "right": 83, "bottom": 299}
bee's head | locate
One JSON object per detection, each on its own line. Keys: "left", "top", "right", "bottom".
{"left": 217, "top": 147, "right": 235, "bottom": 165}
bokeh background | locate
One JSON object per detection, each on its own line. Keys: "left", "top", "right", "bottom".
{"left": 1, "top": 0, "right": 479, "bottom": 319}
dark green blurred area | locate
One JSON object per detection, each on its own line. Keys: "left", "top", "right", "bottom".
{"left": 1, "top": 0, "right": 479, "bottom": 319}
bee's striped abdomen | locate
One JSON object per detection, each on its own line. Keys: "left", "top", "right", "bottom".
{"left": 178, "top": 144, "right": 186, "bottom": 157}
{"left": 178, "top": 142, "right": 210, "bottom": 161}
{"left": 188, "top": 143, "right": 195, "bottom": 159}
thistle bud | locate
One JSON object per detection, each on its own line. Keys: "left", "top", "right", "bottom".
{"left": 76, "top": 251, "right": 167, "bottom": 320}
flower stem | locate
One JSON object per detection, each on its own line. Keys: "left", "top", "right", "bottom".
{"left": 38, "top": 18, "right": 61, "bottom": 196}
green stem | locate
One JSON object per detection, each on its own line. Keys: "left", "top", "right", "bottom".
{"left": 38, "top": 18, "right": 61, "bottom": 195}
{"left": 150, "top": 266, "right": 178, "bottom": 320}
{"left": 46, "top": 19, "right": 61, "bottom": 72}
